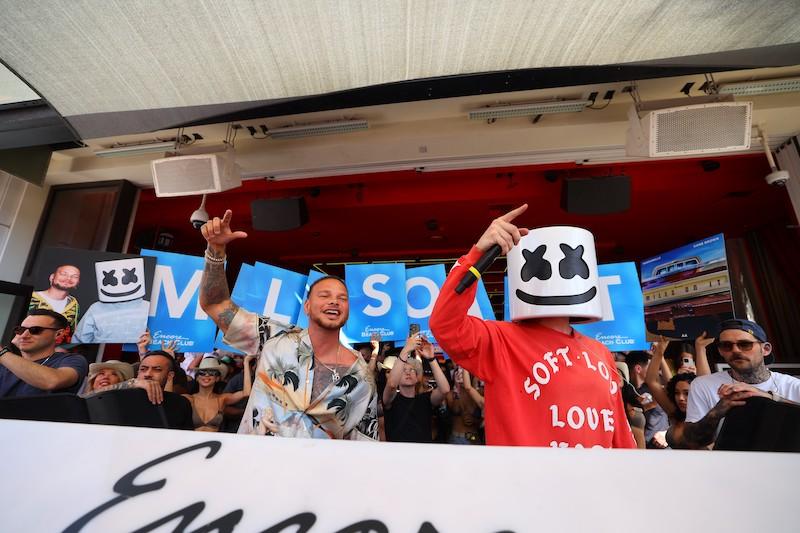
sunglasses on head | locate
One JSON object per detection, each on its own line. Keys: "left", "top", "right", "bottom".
{"left": 13, "top": 325, "right": 61, "bottom": 336}
{"left": 717, "top": 340, "right": 762, "bottom": 352}
{"left": 196, "top": 369, "right": 220, "bottom": 377}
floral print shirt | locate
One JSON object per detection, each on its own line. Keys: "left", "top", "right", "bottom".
{"left": 223, "top": 307, "right": 378, "bottom": 440}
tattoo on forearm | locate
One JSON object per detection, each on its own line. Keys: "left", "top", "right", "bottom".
{"left": 201, "top": 260, "right": 231, "bottom": 305}
{"left": 218, "top": 303, "right": 239, "bottom": 328}
{"left": 682, "top": 409, "right": 722, "bottom": 448}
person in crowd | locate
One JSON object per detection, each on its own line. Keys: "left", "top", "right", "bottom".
{"left": 0, "top": 310, "right": 88, "bottom": 397}
{"left": 383, "top": 334, "right": 450, "bottom": 443}
{"left": 183, "top": 355, "right": 254, "bottom": 432}
{"left": 199, "top": 209, "right": 377, "bottom": 440}
{"left": 28, "top": 264, "right": 81, "bottom": 342}
{"left": 670, "top": 319, "right": 800, "bottom": 449}
{"left": 85, "top": 349, "right": 193, "bottom": 429}
{"left": 626, "top": 351, "right": 670, "bottom": 448}
{"left": 221, "top": 354, "right": 258, "bottom": 432}
{"left": 645, "top": 335, "right": 712, "bottom": 429}
{"left": 90, "top": 350, "right": 177, "bottom": 405}
{"left": 80, "top": 360, "right": 134, "bottom": 396}
{"left": 615, "top": 361, "right": 646, "bottom": 448}
{"left": 446, "top": 366, "right": 483, "bottom": 444}
{"left": 430, "top": 204, "right": 635, "bottom": 448}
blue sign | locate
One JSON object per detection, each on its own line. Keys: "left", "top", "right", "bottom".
{"left": 345, "top": 263, "right": 408, "bottom": 342}
{"left": 252, "top": 262, "right": 307, "bottom": 325}
{"left": 294, "top": 270, "right": 325, "bottom": 329}
{"left": 573, "top": 262, "right": 649, "bottom": 351}
{"left": 140, "top": 249, "right": 217, "bottom": 352}
{"left": 405, "top": 264, "right": 446, "bottom": 342}
{"left": 468, "top": 279, "right": 496, "bottom": 321}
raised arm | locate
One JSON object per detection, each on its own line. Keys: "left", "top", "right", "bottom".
{"left": 367, "top": 333, "right": 381, "bottom": 374}
{"left": 417, "top": 336, "right": 450, "bottom": 406}
{"left": 429, "top": 205, "right": 529, "bottom": 378}
{"left": 694, "top": 332, "right": 714, "bottom": 377}
{"left": 222, "top": 354, "right": 255, "bottom": 406}
{"left": 199, "top": 209, "right": 248, "bottom": 335}
{"left": 461, "top": 369, "right": 485, "bottom": 409}
{"left": 645, "top": 338, "right": 675, "bottom": 417}
{"left": 382, "top": 336, "right": 418, "bottom": 407}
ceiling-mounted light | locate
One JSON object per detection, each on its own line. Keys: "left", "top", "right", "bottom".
{"left": 269, "top": 120, "right": 369, "bottom": 140}
{"left": 718, "top": 77, "right": 800, "bottom": 97}
{"left": 95, "top": 140, "right": 176, "bottom": 158}
{"left": 468, "top": 99, "right": 591, "bottom": 121}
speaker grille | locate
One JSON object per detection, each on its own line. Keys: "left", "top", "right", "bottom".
{"left": 651, "top": 103, "right": 751, "bottom": 156}
{"left": 152, "top": 157, "right": 216, "bottom": 195}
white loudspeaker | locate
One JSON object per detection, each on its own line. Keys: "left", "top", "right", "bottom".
{"left": 626, "top": 96, "right": 752, "bottom": 157}
{"left": 151, "top": 147, "right": 241, "bottom": 197}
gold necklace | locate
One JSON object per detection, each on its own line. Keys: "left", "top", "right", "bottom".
{"left": 316, "top": 344, "right": 341, "bottom": 382}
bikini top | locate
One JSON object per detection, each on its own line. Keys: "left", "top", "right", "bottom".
{"left": 189, "top": 395, "right": 224, "bottom": 431}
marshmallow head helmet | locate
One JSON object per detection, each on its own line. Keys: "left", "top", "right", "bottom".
{"left": 507, "top": 226, "right": 602, "bottom": 322}
{"left": 95, "top": 258, "right": 146, "bottom": 303}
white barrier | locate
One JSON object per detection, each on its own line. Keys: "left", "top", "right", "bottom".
{"left": 1, "top": 419, "right": 798, "bottom": 532}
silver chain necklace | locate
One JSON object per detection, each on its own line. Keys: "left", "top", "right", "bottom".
{"left": 316, "top": 345, "right": 341, "bottom": 382}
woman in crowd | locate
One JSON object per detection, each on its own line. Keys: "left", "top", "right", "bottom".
{"left": 446, "top": 366, "right": 483, "bottom": 444}
{"left": 80, "top": 360, "right": 134, "bottom": 396}
{"left": 645, "top": 334, "right": 713, "bottom": 446}
{"left": 183, "top": 355, "right": 254, "bottom": 432}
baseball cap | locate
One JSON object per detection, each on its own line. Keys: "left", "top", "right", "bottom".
{"left": 719, "top": 319, "right": 773, "bottom": 364}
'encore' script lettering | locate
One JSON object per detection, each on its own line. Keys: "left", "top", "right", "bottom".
{"left": 64, "top": 441, "right": 511, "bottom": 533}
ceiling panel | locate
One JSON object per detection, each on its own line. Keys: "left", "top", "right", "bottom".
{"left": 1, "top": 0, "right": 798, "bottom": 119}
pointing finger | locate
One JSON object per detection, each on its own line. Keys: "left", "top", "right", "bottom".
{"left": 222, "top": 209, "right": 233, "bottom": 226}
{"left": 499, "top": 204, "right": 528, "bottom": 223}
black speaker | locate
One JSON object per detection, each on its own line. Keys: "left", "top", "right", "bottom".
{"left": 561, "top": 175, "right": 631, "bottom": 215}
{"left": 251, "top": 197, "right": 309, "bottom": 231}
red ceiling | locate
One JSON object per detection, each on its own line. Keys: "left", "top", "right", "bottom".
{"left": 129, "top": 153, "right": 797, "bottom": 311}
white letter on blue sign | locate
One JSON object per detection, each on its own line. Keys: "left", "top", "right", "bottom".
{"left": 363, "top": 273, "right": 391, "bottom": 316}
{"left": 149, "top": 265, "right": 207, "bottom": 320}
{"left": 262, "top": 278, "right": 292, "bottom": 325}
{"left": 406, "top": 277, "right": 439, "bottom": 319}
{"left": 597, "top": 275, "right": 622, "bottom": 322}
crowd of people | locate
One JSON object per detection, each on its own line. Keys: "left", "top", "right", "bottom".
{"left": 2, "top": 207, "right": 798, "bottom": 450}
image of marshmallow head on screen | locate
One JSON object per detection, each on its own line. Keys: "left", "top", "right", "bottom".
{"left": 507, "top": 226, "right": 602, "bottom": 323}
{"left": 72, "top": 257, "right": 150, "bottom": 344}
{"left": 96, "top": 258, "right": 147, "bottom": 302}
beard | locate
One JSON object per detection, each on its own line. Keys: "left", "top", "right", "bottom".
{"left": 51, "top": 282, "right": 75, "bottom": 291}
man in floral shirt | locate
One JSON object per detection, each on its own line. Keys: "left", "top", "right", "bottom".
{"left": 199, "top": 210, "right": 377, "bottom": 440}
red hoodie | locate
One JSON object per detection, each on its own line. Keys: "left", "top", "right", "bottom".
{"left": 430, "top": 246, "right": 636, "bottom": 448}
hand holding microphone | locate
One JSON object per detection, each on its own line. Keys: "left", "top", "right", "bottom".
{"left": 455, "top": 204, "right": 529, "bottom": 294}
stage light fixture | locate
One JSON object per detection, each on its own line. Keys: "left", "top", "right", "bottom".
{"left": 468, "top": 100, "right": 591, "bottom": 121}
{"left": 269, "top": 120, "right": 369, "bottom": 139}
{"left": 95, "top": 140, "right": 176, "bottom": 158}
{"left": 718, "top": 77, "right": 800, "bottom": 97}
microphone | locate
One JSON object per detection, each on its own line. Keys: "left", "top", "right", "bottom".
{"left": 455, "top": 244, "right": 501, "bottom": 294}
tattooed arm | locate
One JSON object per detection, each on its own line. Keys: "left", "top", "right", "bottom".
{"left": 199, "top": 209, "right": 248, "bottom": 335}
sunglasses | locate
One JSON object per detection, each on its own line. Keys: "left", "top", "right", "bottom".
{"left": 13, "top": 325, "right": 61, "bottom": 336}
{"left": 717, "top": 340, "right": 762, "bottom": 352}
{"left": 196, "top": 370, "right": 221, "bottom": 377}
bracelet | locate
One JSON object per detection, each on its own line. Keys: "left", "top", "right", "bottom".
{"left": 204, "top": 250, "right": 226, "bottom": 263}
{"left": 398, "top": 355, "right": 409, "bottom": 363}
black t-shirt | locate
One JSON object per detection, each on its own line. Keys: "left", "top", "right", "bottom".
{"left": 385, "top": 391, "right": 433, "bottom": 443}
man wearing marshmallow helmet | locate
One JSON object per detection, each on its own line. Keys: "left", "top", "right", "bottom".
{"left": 430, "top": 205, "right": 635, "bottom": 448}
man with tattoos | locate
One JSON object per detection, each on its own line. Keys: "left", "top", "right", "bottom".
{"left": 199, "top": 210, "right": 378, "bottom": 440}
{"left": 670, "top": 319, "right": 800, "bottom": 448}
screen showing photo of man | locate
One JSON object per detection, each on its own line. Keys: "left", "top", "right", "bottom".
{"left": 30, "top": 248, "right": 156, "bottom": 344}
